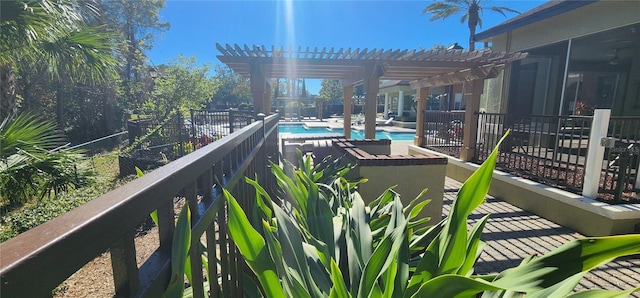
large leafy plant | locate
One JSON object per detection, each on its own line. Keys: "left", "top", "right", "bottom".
{"left": 223, "top": 134, "right": 640, "bottom": 297}
{"left": 0, "top": 114, "right": 93, "bottom": 207}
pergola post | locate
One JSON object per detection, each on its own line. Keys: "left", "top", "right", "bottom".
{"left": 384, "top": 93, "right": 389, "bottom": 118}
{"left": 397, "top": 90, "right": 404, "bottom": 117}
{"left": 460, "top": 79, "right": 484, "bottom": 161}
{"left": 250, "top": 65, "right": 266, "bottom": 115}
{"left": 264, "top": 81, "right": 272, "bottom": 114}
{"left": 317, "top": 100, "right": 324, "bottom": 121}
{"left": 414, "top": 86, "right": 429, "bottom": 146}
{"left": 364, "top": 76, "right": 379, "bottom": 139}
{"left": 343, "top": 85, "right": 354, "bottom": 139}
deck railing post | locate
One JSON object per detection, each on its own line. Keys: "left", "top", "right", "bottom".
{"left": 583, "top": 109, "right": 611, "bottom": 199}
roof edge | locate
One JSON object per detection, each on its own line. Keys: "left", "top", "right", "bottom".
{"left": 474, "top": 0, "right": 598, "bottom": 41}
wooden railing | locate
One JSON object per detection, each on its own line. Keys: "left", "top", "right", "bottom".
{"left": 0, "top": 114, "right": 280, "bottom": 297}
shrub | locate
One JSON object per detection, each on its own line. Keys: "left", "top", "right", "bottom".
{"left": 0, "top": 114, "right": 94, "bottom": 208}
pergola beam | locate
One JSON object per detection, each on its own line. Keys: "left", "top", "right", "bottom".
{"left": 409, "top": 64, "right": 505, "bottom": 89}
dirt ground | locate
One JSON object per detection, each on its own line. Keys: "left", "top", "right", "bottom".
{"left": 55, "top": 226, "right": 160, "bottom": 297}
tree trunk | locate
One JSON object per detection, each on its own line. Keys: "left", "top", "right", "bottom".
{"left": 1, "top": 65, "right": 17, "bottom": 121}
{"left": 468, "top": 2, "right": 480, "bottom": 52}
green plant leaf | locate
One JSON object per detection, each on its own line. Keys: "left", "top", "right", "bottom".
{"left": 161, "top": 204, "right": 191, "bottom": 298}
{"left": 134, "top": 167, "right": 160, "bottom": 227}
{"left": 491, "top": 234, "right": 640, "bottom": 292}
{"left": 523, "top": 273, "right": 585, "bottom": 298}
{"left": 224, "top": 189, "right": 285, "bottom": 298}
{"left": 407, "top": 198, "right": 431, "bottom": 221}
{"left": 457, "top": 214, "right": 490, "bottom": 276}
{"left": 412, "top": 275, "right": 504, "bottom": 298}
{"left": 330, "top": 258, "right": 351, "bottom": 298}
{"left": 273, "top": 203, "right": 326, "bottom": 297}
{"left": 245, "top": 176, "right": 273, "bottom": 221}
{"left": 565, "top": 287, "right": 640, "bottom": 298}
{"left": 358, "top": 220, "right": 407, "bottom": 298}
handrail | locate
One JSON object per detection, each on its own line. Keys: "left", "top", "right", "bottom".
{"left": 0, "top": 114, "right": 279, "bottom": 297}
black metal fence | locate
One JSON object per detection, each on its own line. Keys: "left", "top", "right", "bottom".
{"left": 422, "top": 110, "right": 465, "bottom": 158}
{"left": 601, "top": 116, "right": 640, "bottom": 202}
{"left": 474, "top": 112, "right": 640, "bottom": 203}
{"left": 190, "top": 109, "right": 254, "bottom": 147}
{"left": 120, "top": 110, "right": 255, "bottom": 176}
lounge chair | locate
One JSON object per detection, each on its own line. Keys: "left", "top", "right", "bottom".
{"left": 351, "top": 116, "right": 364, "bottom": 125}
{"left": 376, "top": 117, "right": 394, "bottom": 126}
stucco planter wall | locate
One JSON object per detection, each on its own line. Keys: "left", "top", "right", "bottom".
{"left": 336, "top": 139, "right": 447, "bottom": 223}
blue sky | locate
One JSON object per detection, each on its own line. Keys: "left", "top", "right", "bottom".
{"left": 147, "top": 0, "right": 545, "bottom": 94}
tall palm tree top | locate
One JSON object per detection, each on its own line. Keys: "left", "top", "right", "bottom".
{"left": 423, "top": 0, "right": 519, "bottom": 51}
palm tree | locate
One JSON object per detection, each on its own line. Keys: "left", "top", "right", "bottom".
{"left": 0, "top": 0, "right": 119, "bottom": 121}
{"left": 0, "top": 114, "right": 93, "bottom": 207}
{"left": 422, "top": 0, "right": 519, "bottom": 51}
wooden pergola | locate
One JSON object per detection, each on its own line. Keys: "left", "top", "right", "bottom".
{"left": 216, "top": 43, "right": 527, "bottom": 160}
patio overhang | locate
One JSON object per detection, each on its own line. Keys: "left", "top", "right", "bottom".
{"left": 216, "top": 43, "right": 527, "bottom": 140}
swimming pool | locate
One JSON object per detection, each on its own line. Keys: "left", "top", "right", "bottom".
{"left": 279, "top": 124, "right": 415, "bottom": 141}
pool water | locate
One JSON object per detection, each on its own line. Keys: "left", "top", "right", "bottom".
{"left": 279, "top": 124, "right": 415, "bottom": 141}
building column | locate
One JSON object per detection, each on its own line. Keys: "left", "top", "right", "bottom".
{"left": 384, "top": 93, "right": 389, "bottom": 118}
{"left": 414, "top": 87, "right": 429, "bottom": 146}
{"left": 364, "top": 76, "right": 379, "bottom": 139}
{"left": 343, "top": 85, "right": 354, "bottom": 139}
{"left": 460, "top": 79, "right": 484, "bottom": 161}
{"left": 397, "top": 90, "right": 404, "bottom": 116}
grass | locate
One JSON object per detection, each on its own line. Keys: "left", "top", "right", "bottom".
{"left": 0, "top": 152, "right": 137, "bottom": 242}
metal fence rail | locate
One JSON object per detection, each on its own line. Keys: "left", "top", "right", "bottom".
{"left": 475, "top": 113, "right": 593, "bottom": 194}
{"left": 474, "top": 112, "right": 640, "bottom": 202}
{"left": 120, "top": 110, "right": 256, "bottom": 176}
{"left": 190, "top": 109, "right": 254, "bottom": 149}
{"left": 0, "top": 114, "right": 279, "bottom": 297}
{"left": 422, "top": 110, "right": 465, "bottom": 158}
{"left": 65, "top": 131, "right": 129, "bottom": 156}
{"left": 601, "top": 116, "right": 640, "bottom": 201}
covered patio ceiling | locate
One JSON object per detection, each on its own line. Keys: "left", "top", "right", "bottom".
{"left": 216, "top": 43, "right": 527, "bottom": 86}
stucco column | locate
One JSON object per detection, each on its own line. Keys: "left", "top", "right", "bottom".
{"left": 250, "top": 71, "right": 266, "bottom": 115}
{"left": 397, "top": 90, "right": 404, "bottom": 116}
{"left": 460, "top": 80, "right": 484, "bottom": 161}
{"left": 384, "top": 93, "right": 389, "bottom": 118}
{"left": 343, "top": 85, "right": 354, "bottom": 138}
{"left": 415, "top": 87, "right": 429, "bottom": 146}
{"left": 264, "top": 82, "right": 272, "bottom": 114}
{"left": 364, "top": 76, "right": 379, "bottom": 139}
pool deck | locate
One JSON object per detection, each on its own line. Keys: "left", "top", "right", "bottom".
{"left": 280, "top": 119, "right": 416, "bottom": 133}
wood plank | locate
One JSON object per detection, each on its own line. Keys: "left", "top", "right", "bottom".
{"left": 331, "top": 47, "right": 343, "bottom": 59}
{"left": 243, "top": 44, "right": 254, "bottom": 57}
{"left": 234, "top": 44, "right": 246, "bottom": 57}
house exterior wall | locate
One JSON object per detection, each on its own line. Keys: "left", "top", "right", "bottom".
{"left": 491, "top": 1, "right": 640, "bottom": 53}
{"left": 483, "top": 0, "right": 640, "bottom": 116}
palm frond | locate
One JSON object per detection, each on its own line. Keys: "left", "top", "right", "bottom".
{"left": 1, "top": 113, "right": 65, "bottom": 158}
{"left": 488, "top": 6, "right": 520, "bottom": 17}
{"left": 41, "top": 26, "right": 121, "bottom": 84}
